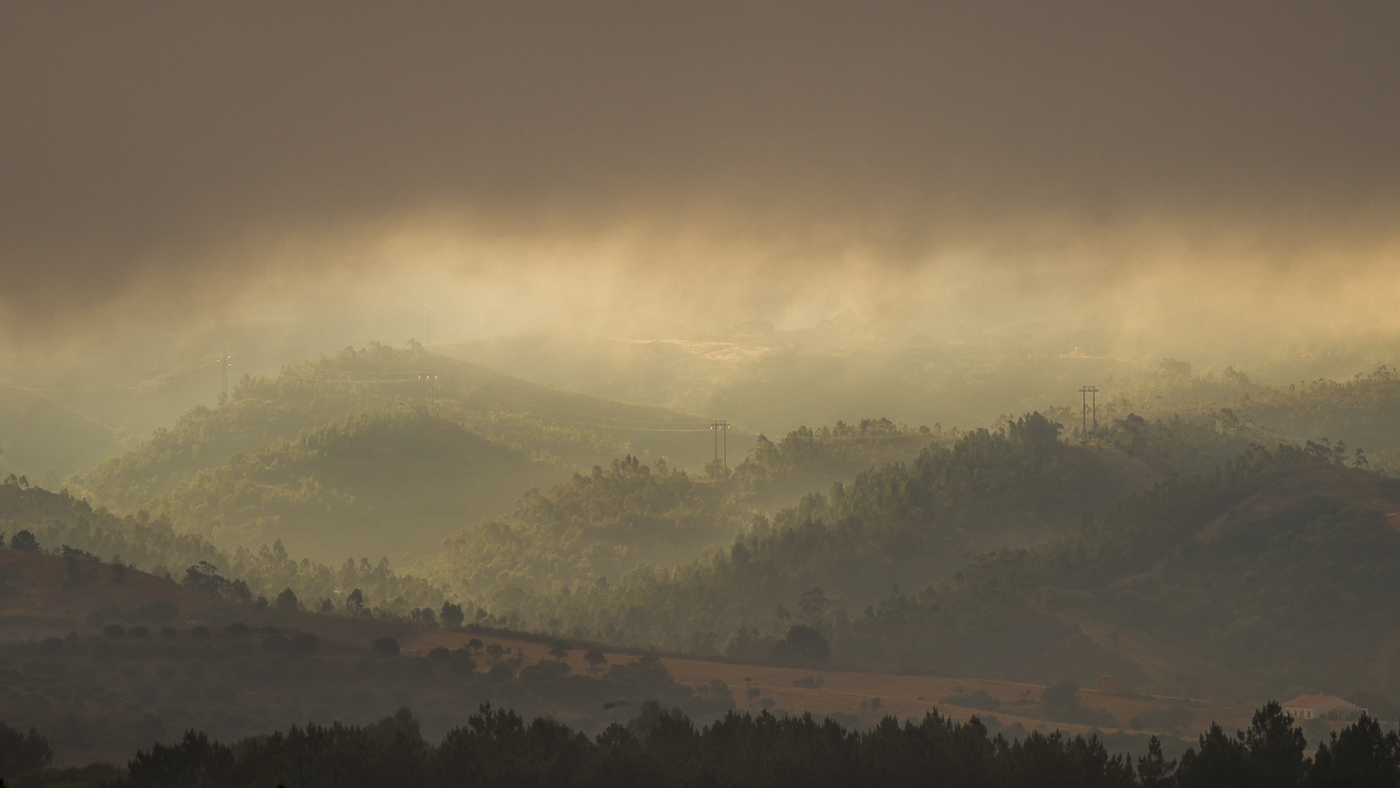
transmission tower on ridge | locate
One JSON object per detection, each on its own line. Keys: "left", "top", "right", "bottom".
{"left": 710, "top": 421, "right": 730, "bottom": 470}
{"left": 1079, "top": 385, "right": 1100, "bottom": 438}
{"left": 418, "top": 371, "right": 438, "bottom": 414}
{"left": 219, "top": 353, "right": 231, "bottom": 401}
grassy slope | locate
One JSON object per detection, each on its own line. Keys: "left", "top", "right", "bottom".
{"left": 144, "top": 409, "right": 552, "bottom": 561}
{"left": 80, "top": 342, "right": 722, "bottom": 513}
{"left": 841, "top": 453, "right": 1400, "bottom": 701}
{"left": 0, "top": 547, "right": 1238, "bottom": 771}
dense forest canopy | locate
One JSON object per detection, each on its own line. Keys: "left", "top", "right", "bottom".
{"left": 79, "top": 343, "right": 709, "bottom": 512}
{"left": 16, "top": 701, "right": 1400, "bottom": 788}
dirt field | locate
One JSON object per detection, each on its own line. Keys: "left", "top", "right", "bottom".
{"left": 0, "top": 549, "right": 1252, "bottom": 738}
{"left": 403, "top": 628, "right": 1252, "bottom": 736}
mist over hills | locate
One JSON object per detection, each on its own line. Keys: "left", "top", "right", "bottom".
{"left": 66, "top": 343, "right": 742, "bottom": 561}
{"left": 10, "top": 350, "right": 1400, "bottom": 783}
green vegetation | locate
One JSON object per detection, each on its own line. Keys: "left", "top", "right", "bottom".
{"left": 13, "top": 701, "right": 1399, "bottom": 787}
{"left": 146, "top": 408, "right": 545, "bottom": 559}
{"left": 0, "top": 625, "right": 728, "bottom": 772}
{"left": 439, "top": 330, "right": 1146, "bottom": 437}
{"left": 837, "top": 442, "right": 1397, "bottom": 696}
{"left": 730, "top": 418, "right": 949, "bottom": 510}
{"left": 431, "top": 417, "right": 953, "bottom": 598}
{"left": 80, "top": 341, "right": 710, "bottom": 512}
{"left": 436, "top": 413, "right": 1160, "bottom": 654}
{"left": 0, "top": 479, "right": 447, "bottom": 615}
{"left": 1087, "top": 361, "right": 1400, "bottom": 474}
{"left": 437, "top": 455, "right": 730, "bottom": 597}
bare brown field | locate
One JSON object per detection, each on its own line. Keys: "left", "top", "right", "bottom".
{"left": 402, "top": 628, "right": 1252, "bottom": 736}
{"left": 0, "top": 549, "right": 1252, "bottom": 740}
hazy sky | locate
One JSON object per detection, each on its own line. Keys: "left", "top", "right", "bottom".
{"left": 3, "top": 1, "right": 1398, "bottom": 364}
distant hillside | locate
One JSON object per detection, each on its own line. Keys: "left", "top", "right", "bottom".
{"left": 0, "top": 356, "right": 240, "bottom": 482}
{"left": 436, "top": 413, "right": 1166, "bottom": 646}
{"left": 440, "top": 422, "right": 1400, "bottom": 712}
{"left": 834, "top": 444, "right": 1400, "bottom": 700}
{"left": 1080, "top": 361, "right": 1400, "bottom": 473}
{"left": 0, "top": 543, "right": 1250, "bottom": 775}
{"left": 0, "top": 547, "right": 733, "bottom": 768}
{"left": 79, "top": 343, "right": 726, "bottom": 543}
{"left": 143, "top": 408, "right": 558, "bottom": 560}
{"left": 437, "top": 331, "right": 1142, "bottom": 437}
{"left": 0, "top": 479, "right": 447, "bottom": 616}
{"left": 431, "top": 418, "right": 950, "bottom": 597}
{"left": 0, "top": 388, "right": 121, "bottom": 486}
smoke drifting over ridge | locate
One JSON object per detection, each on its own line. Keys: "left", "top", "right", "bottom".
{"left": 2, "top": 1, "right": 1399, "bottom": 367}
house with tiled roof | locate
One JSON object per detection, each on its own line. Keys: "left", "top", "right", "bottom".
{"left": 1282, "top": 695, "right": 1368, "bottom": 721}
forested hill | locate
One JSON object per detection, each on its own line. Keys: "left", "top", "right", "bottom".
{"left": 440, "top": 423, "right": 1400, "bottom": 710}
{"left": 0, "top": 478, "right": 447, "bottom": 616}
{"left": 143, "top": 409, "right": 556, "bottom": 560}
{"left": 80, "top": 342, "right": 720, "bottom": 513}
{"left": 838, "top": 443, "right": 1400, "bottom": 699}
{"left": 431, "top": 418, "right": 949, "bottom": 599}
{"left": 438, "top": 413, "right": 1164, "bottom": 647}
{"left": 1085, "top": 361, "right": 1400, "bottom": 473}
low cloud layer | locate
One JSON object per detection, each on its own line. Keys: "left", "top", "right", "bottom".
{"left": 2, "top": 1, "right": 1398, "bottom": 368}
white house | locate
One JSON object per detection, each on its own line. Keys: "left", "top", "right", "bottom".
{"left": 1282, "top": 695, "right": 1368, "bottom": 721}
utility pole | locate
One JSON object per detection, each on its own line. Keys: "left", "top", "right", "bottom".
{"left": 418, "top": 372, "right": 438, "bottom": 414}
{"left": 710, "top": 421, "right": 730, "bottom": 470}
{"left": 1079, "top": 385, "right": 1099, "bottom": 438}
{"left": 219, "top": 353, "right": 230, "bottom": 401}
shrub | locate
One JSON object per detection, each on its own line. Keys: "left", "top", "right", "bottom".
{"left": 8, "top": 530, "right": 40, "bottom": 552}
{"left": 135, "top": 599, "right": 180, "bottom": 625}
{"left": 440, "top": 601, "right": 465, "bottom": 628}
{"left": 290, "top": 632, "right": 320, "bottom": 656}
{"left": 0, "top": 721, "right": 53, "bottom": 778}
{"left": 445, "top": 650, "right": 477, "bottom": 677}
{"left": 274, "top": 588, "right": 299, "bottom": 611}
{"left": 771, "top": 624, "right": 831, "bottom": 665}
{"left": 371, "top": 636, "right": 400, "bottom": 658}
{"left": 942, "top": 686, "right": 1002, "bottom": 712}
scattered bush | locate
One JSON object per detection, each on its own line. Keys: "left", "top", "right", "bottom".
{"left": 942, "top": 686, "right": 1002, "bottom": 712}
{"left": 275, "top": 588, "right": 299, "bottom": 611}
{"left": 445, "top": 650, "right": 477, "bottom": 677}
{"left": 371, "top": 636, "right": 400, "bottom": 659}
{"left": 0, "top": 721, "right": 53, "bottom": 778}
{"left": 290, "top": 632, "right": 320, "bottom": 656}
{"left": 1128, "top": 706, "right": 1196, "bottom": 734}
{"left": 262, "top": 634, "right": 291, "bottom": 654}
{"left": 8, "top": 529, "right": 40, "bottom": 552}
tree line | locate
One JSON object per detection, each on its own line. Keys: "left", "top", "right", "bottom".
{"left": 8, "top": 701, "right": 1393, "bottom": 787}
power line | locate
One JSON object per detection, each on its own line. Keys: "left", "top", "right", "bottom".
{"left": 710, "top": 421, "right": 730, "bottom": 469}
{"left": 1079, "top": 385, "right": 1099, "bottom": 437}
{"left": 0, "top": 359, "right": 221, "bottom": 393}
